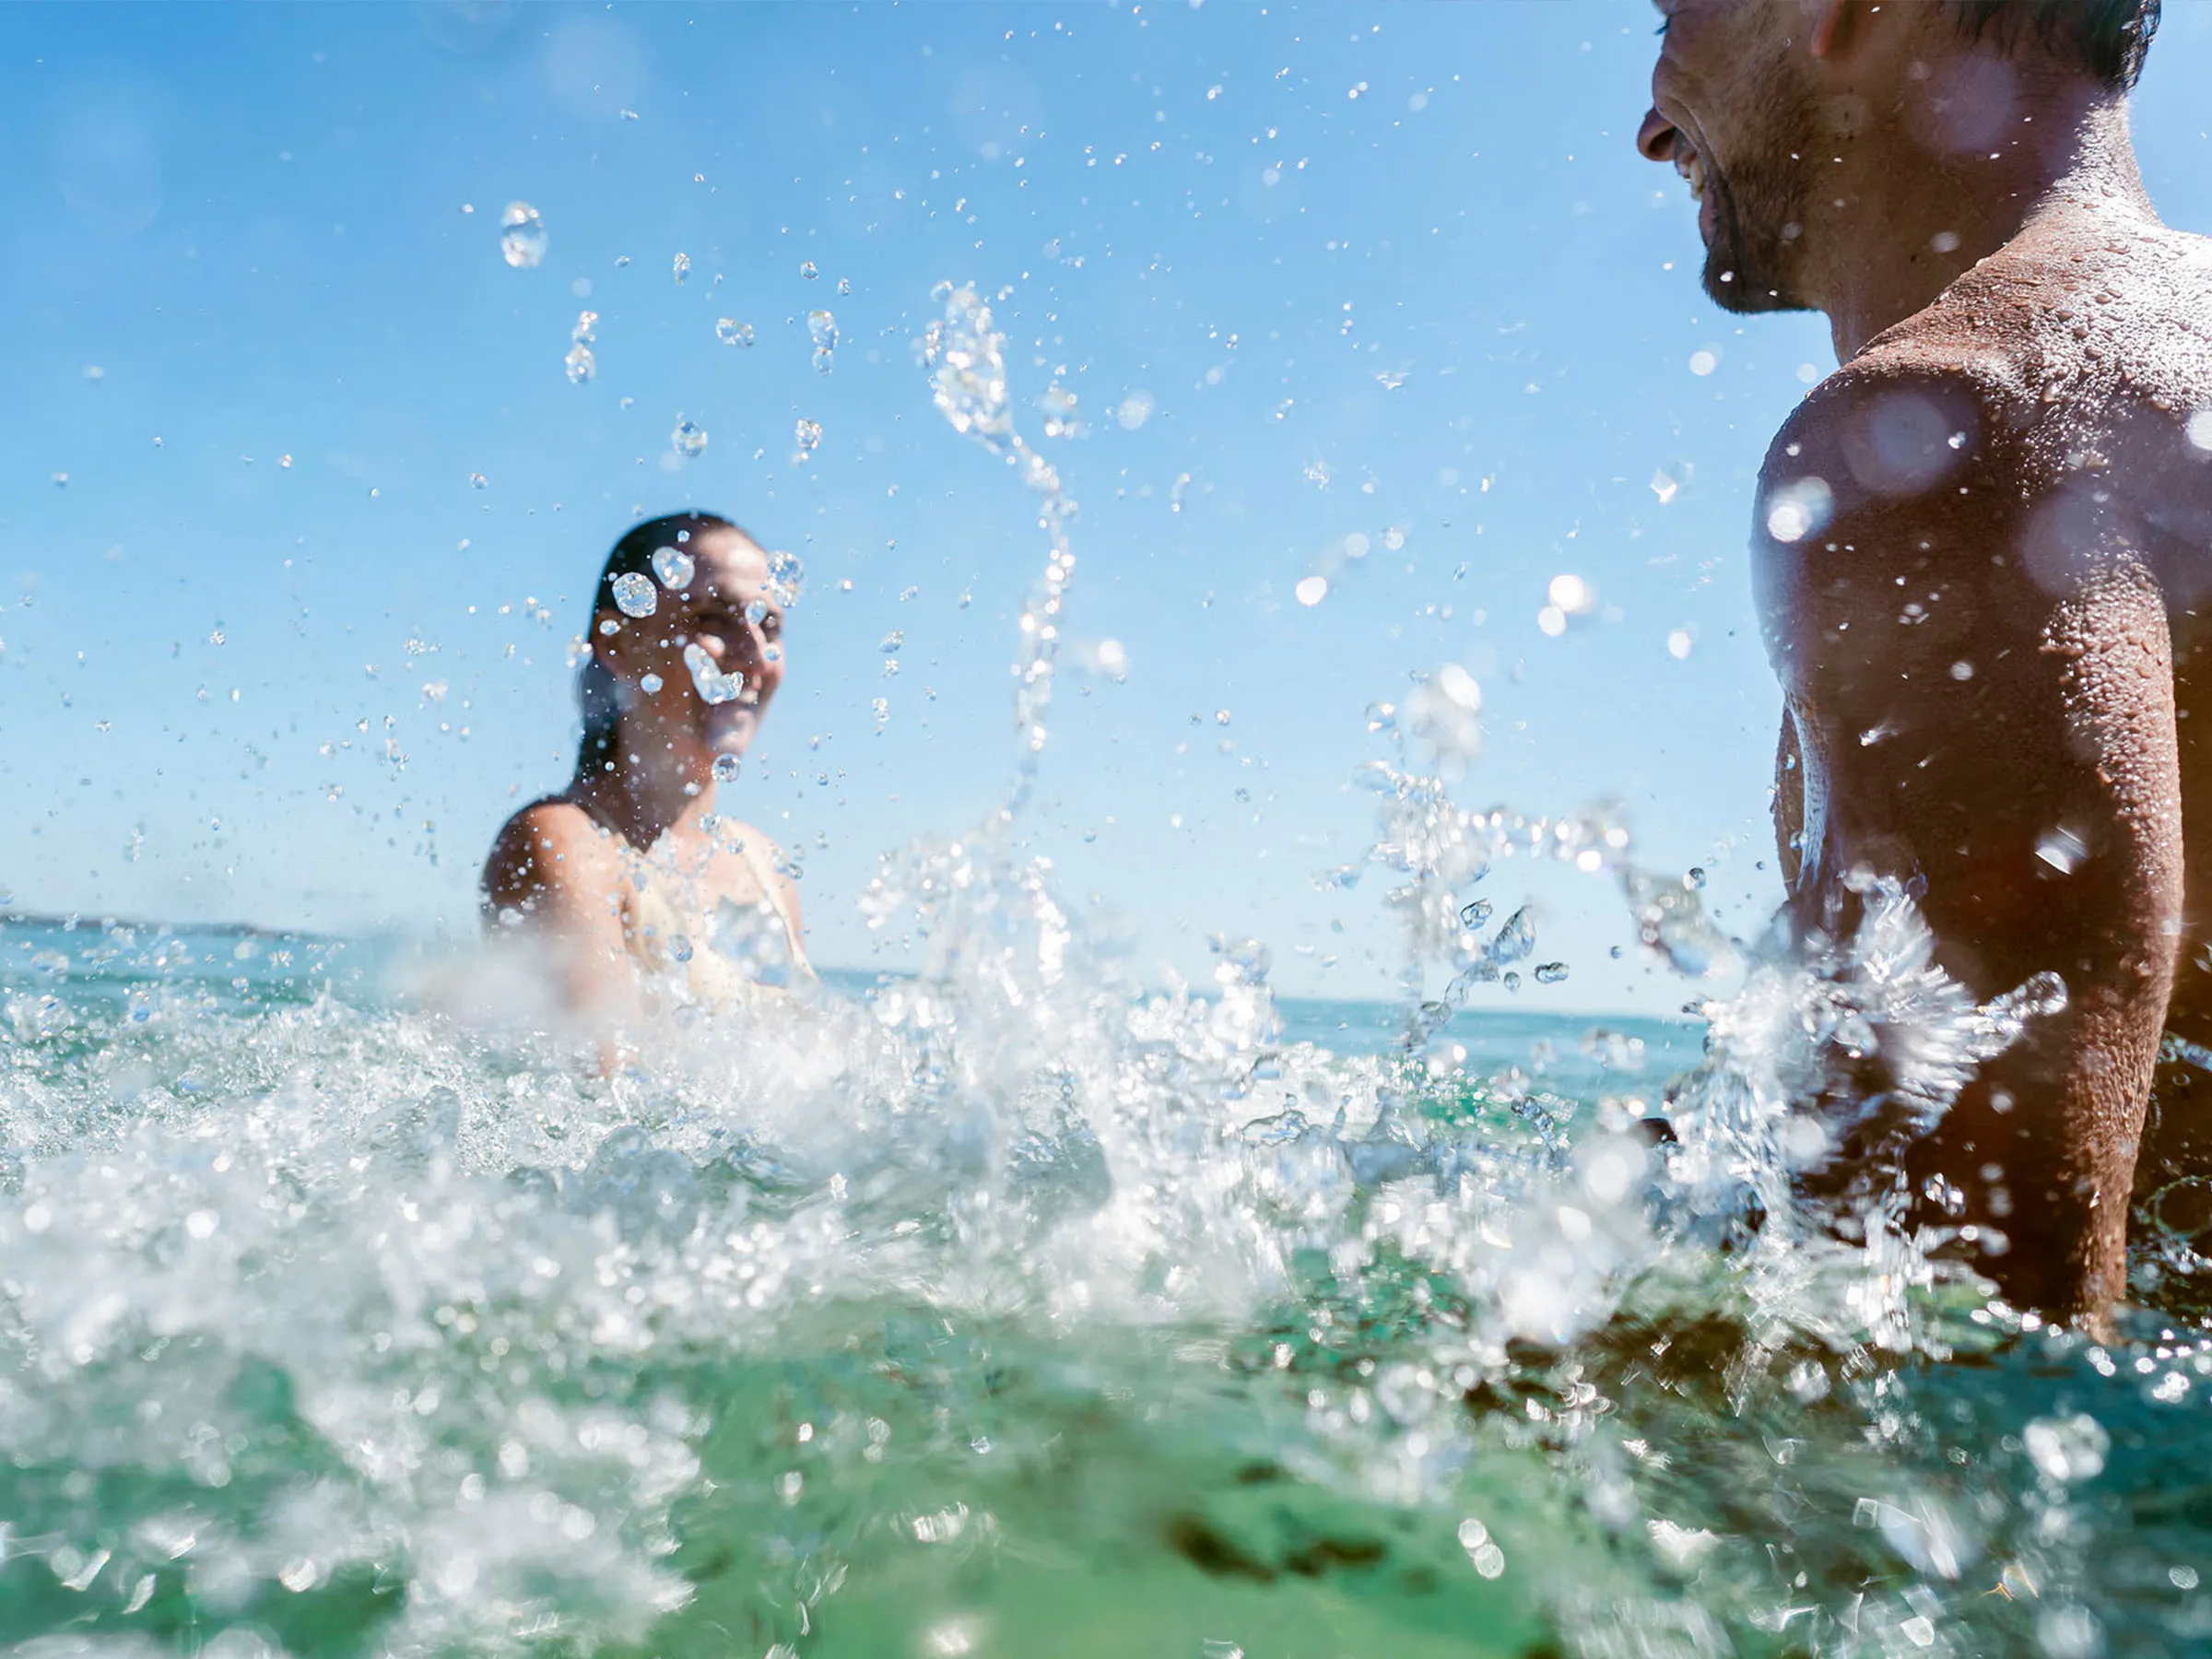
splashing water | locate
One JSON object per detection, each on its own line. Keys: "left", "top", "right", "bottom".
{"left": 715, "top": 318, "right": 755, "bottom": 348}
{"left": 917, "top": 281, "right": 1077, "bottom": 812}
{"left": 6, "top": 280, "right": 2206, "bottom": 1659}
{"left": 809, "top": 309, "right": 838, "bottom": 375}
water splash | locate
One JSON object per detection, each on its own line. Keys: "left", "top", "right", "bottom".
{"left": 917, "top": 281, "right": 1077, "bottom": 813}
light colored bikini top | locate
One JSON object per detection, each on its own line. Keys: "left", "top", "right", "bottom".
{"left": 621, "top": 830, "right": 812, "bottom": 1011}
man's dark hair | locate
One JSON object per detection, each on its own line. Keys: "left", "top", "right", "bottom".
{"left": 576, "top": 511, "right": 754, "bottom": 766}
{"left": 1948, "top": 0, "right": 2160, "bottom": 89}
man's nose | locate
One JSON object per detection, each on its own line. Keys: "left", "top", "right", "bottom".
{"left": 1637, "top": 108, "right": 1677, "bottom": 164}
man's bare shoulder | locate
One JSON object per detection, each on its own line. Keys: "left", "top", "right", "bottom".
{"left": 1757, "top": 345, "right": 2008, "bottom": 524}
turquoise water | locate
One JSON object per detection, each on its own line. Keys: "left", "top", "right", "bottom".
{"left": 4, "top": 913, "right": 2211, "bottom": 1658}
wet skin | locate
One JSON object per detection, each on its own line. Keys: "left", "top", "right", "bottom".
{"left": 1640, "top": 0, "right": 2212, "bottom": 1313}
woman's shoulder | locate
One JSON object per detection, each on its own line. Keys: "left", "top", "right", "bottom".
{"left": 483, "top": 795, "right": 624, "bottom": 912}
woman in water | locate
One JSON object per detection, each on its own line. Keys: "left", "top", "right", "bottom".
{"left": 482, "top": 512, "right": 808, "bottom": 1032}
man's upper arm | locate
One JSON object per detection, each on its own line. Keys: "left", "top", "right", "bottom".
{"left": 1751, "top": 359, "right": 2181, "bottom": 998}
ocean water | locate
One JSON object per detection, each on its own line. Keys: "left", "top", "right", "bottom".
{"left": 4, "top": 900, "right": 2212, "bottom": 1659}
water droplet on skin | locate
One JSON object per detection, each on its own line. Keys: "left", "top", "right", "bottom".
{"left": 712, "top": 754, "right": 741, "bottom": 782}
{"left": 652, "top": 546, "right": 695, "bottom": 589}
{"left": 670, "top": 418, "right": 708, "bottom": 457}
{"left": 611, "top": 573, "right": 658, "bottom": 618}
{"left": 671, "top": 252, "right": 690, "bottom": 284}
{"left": 499, "top": 201, "right": 547, "bottom": 268}
{"left": 715, "top": 318, "right": 755, "bottom": 348}
{"left": 800, "top": 260, "right": 818, "bottom": 279}
{"left": 1764, "top": 477, "right": 1834, "bottom": 544}
{"left": 639, "top": 672, "right": 664, "bottom": 694}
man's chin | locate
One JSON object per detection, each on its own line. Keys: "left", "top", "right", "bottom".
{"left": 1700, "top": 247, "right": 1806, "bottom": 316}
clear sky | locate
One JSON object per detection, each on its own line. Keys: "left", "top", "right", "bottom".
{"left": 4, "top": 1, "right": 2208, "bottom": 1009}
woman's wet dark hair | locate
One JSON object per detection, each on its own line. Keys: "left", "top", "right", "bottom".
{"left": 576, "top": 511, "right": 754, "bottom": 770}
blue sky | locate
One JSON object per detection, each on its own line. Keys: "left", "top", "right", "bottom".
{"left": 4, "top": 1, "right": 2208, "bottom": 1009}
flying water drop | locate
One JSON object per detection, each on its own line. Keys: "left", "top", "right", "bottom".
{"left": 498, "top": 201, "right": 546, "bottom": 268}
{"left": 715, "top": 318, "right": 755, "bottom": 348}
{"left": 639, "top": 672, "right": 664, "bottom": 695}
{"left": 794, "top": 418, "right": 822, "bottom": 456}
{"left": 712, "top": 754, "right": 741, "bottom": 783}
{"left": 671, "top": 418, "right": 708, "bottom": 458}
{"left": 564, "top": 343, "right": 595, "bottom": 383}
{"left": 652, "top": 546, "right": 695, "bottom": 590}
{"left": 684, "top": 642, "right": 743, "bottom": 705}
{"left": 611, "top": 573, "right": 658, "bottom": 618}
{"left": 808, "top": 309, "right": 838, "bottom": 374}
{"left": 800, "top": 260, "right": 818, "bottom": 279}
{"left": 671, "top": 252, "right": 690, "bottom": 284}
{"left": 765, "top": 550, "right": 806, "bottom": 606}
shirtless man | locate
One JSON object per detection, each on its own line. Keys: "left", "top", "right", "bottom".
{"left": 1637, "top": 0, "right": 2212, "bottom": 1313}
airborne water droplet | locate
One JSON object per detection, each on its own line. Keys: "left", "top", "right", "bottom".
{"left": 671, "top": 418, "right": 708, "bottom": 457}
{"left": 794, "top": 418, "right": 822, "bottom": 454}
{"left": 671, "top": 252, "right": 690, "bottom": 284}
{"left": 712, "top": 754, "right": 741, "bottom": 783}
{"left": 639, "top": 672, "right": 664, "bottom": 694}
{"left": 652, "top": 546, "right": 695, "bottom": 590}
{"left": 499, "top": 201, "right": 547, "bottom": 268}
{"left": 611, "top": 573, "right": 658, "bottom": 618}
{"left": 685, "top": 643, "right": 743, "bottom": 705}
{"left": 564, "top": 343, "right": 595, "bottom": 383}
{"left": 800, "top": 260, "right": 818, "bottom": 280}
{"left": 766, "top": 551, "right": 806, "bottom": 606}
{"left": 1534, "top": 961, "right": 1570, "bottom": 984}
{"left": 715, "top": 318, "right": 755, "bottom": 348}
{"left": 1459, "top": 899, "right": 1492, "bottom": 929}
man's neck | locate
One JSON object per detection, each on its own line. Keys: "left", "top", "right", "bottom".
{"left": 1811, "top": 85, "right": 2152, "bottom": 361}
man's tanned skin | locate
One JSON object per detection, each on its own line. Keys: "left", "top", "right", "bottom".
{"left": 1639, "top": 0, "right": 2209, "bottom": 1315}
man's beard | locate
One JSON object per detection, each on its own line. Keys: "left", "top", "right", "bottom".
{"left": 1700, "top": 112, "right": 1816, "bottom": 315}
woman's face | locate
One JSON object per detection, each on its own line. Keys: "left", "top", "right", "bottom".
{"left": 597, "top": 533, "right": 785, "bottom": 763}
